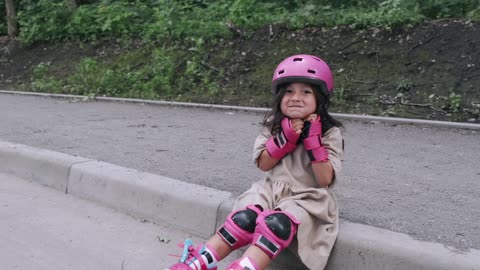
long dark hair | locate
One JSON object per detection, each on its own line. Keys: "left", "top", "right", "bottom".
{"left": 262, "top": 83, "right": 343, "bottom": 135}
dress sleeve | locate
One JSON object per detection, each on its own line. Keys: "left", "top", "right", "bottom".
{"left": 252, "top": 128, "right": 272, "bottom": 166}
{"left": 322, "top": 126, "right": 344, "bottom": 183}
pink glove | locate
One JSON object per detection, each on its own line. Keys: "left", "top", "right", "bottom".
{"left": 302, "top": 116, "right": 329, "bottom": 163}
{"left": 265, "top": 117, "right": 300, "bottom": 160}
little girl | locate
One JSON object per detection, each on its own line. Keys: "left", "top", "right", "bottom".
{"left": 167, "top": 54, "right": 344, "bottom": 270}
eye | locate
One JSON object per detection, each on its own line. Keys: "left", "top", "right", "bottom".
{"left": 285, "top": 89, "right": 294, "bottom": 94}
{"left": 303, "top": 89, "right": 313, "bottom": 94}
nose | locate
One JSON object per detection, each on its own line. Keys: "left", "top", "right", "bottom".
{"left": 291, "top": 91, "right": 301, "bottom": 101}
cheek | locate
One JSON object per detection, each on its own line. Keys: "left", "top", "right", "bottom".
{"left": 280, "top": 98, "right": 289, "bottom": 110}
{"left": 307, "top": 99, "right": 317, "bottom": 112}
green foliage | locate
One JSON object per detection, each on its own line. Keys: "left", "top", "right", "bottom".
{"left": 428, "top": 92, "right": 463, "bottom": 113}
{"left": 447, "top": 91, "right": 462, "bottom": 112}
{"left": 288, "top": 0, "right": 424, "bottom": 29}
{"left": 227, "top": 0, "right": 280, "bottom": 30}
{"left": 30, "top": 62, "right": 63, "bottom": 92}
{"left": 176, "top": 41, "right": 222, "bottom": 99}
{"left": 331, "top": 86, "right": 349, "bottom": 107}
{"left": 142, "top": 0, "right": 230, "bottom": 41}
{"left": 66, "top": 1, "right": 154, "bottom": 41}
{"left": 0, "top": 3, "right": 6, "bottom": 35}
{"left": 17, "top": 0, "right": 71, "bottom": 44}
{"left": 467, "top": 5, "right": 480, "bottom": 20}
{"left": 0, "top": 24, "right": 6, "bottom": 36}
{"left": 396, "top": 77, "right": 414, "bottom": 92}
{"left": 29, "top": 43, "right": 220, "bottom": 101}
{"left": 65, "top": 5, "right": 100, "bottom": 40}
{"left": 17, "top": 0, "right": 155, "bottom": 43}
{"left": 15, "top": 0, "right": 480, "bottom": 45}
{"left": 468, "top": 100, "right": 480, "bottom": 117}
{"left": 140, "top": 47, "right": 177, "bottom": 97}
{"left": 419, "top": 0, "right": 480, "bottom": 18}
{"left": 65, "top": 57, "right": 159, "bottom": 98}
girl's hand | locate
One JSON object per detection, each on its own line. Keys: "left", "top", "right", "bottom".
{"left": 302, "top": 114, "right": 329, "bottom": 163}
{"left": 265, "top": 117, "right": 301, "bottom": 160}
{"left": 291, "top": 118, "right": 304, "bottom": 134}
{"left": 304, "top": 114, "right": 318, "bottom": 122}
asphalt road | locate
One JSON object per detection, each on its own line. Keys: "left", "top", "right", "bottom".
{"left": 1, "top": 93, "right": 479, "bottom": 251}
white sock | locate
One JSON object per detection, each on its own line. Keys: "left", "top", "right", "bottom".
{"left": 187, "top": 245, "right": 218, "bottom": 270}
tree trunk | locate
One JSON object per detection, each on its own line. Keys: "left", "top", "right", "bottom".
{"left": 5, "top": 0, "right": 18, "bottom": 38}
{"left": 65, "top": 0, "right": 78, "bottom": 11}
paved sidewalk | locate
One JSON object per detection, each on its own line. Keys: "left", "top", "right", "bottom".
{"left": 1, "top": 93, "right": 479, "bottom": 251}
{"left": 0, "top": 173, "right": 238, "bottom": 270}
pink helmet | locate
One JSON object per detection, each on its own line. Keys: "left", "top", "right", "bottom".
{"left": 272, "top": 54, "right": 334, "bottom": 96}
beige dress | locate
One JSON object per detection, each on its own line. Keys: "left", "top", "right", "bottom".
{"left": 233, "top": 126, "right": 344, "bottom": 270}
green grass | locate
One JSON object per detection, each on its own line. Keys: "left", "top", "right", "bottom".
{"left": 11, "top": 0, "right": 480, "bottom": 44}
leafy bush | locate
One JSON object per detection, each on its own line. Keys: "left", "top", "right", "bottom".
{"left": 140, "top": 47, "right": 177, "bottom": 97}
{"left": 142, "top": 0, "right": 230, "bottom": 41}
{"left": 345, "top": 1, "right": 423, "bottom": 29}
{"left": 467, "top": 5, "right": 480, "bottom": 20}
{"left": 67, "top": 1, "right": 153, "bottom": 40}
{"left": 65, "top": 57, "right": 154, "bottom": 97}
{"left": 0, "top": 3, "right": 6, "bottom": 35}
{"left": 27, "top": 40, "right": 222, "bottom": 101}
{"left": 0, "top": 24, "right": 6, "bottom": 36}
{"left": 16, "top": 0, "right": 480, "bottom": 45}
{"left": 17, "top": 0, "right": 71, "bottom": 44}
{"left": 419, "top": 0, "right": 480, "bottom": 18}
{"left": 30, "top": 62, "right": 63, "bottom": 92}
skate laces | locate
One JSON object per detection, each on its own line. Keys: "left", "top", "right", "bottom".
{"left": 180, "top": 239, "right": 194, "bottom": 263}
{"left": 168, "top": 239, "right": 215, "bottom": 270}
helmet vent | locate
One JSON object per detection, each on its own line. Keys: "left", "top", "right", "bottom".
{"left": 307, "top": 69, "right": 316, "bottom": 74}
{"left": 278, "top": 69, "right": 285, "bottom": 74}
{"left": 312, "top": 57, "right": 321, "bottom": 61}
{"left": 293, "top": 58, "right": 303, "bottom": 62}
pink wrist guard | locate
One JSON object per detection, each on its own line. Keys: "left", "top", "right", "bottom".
{"left": 265, "top": 118, "right": 300, "bottom": 160}
{"left": 303, "top": 117, "right": 329, "bottom": 163}
{"left": 304, "top": 136, "right": 329, "bottom": 163}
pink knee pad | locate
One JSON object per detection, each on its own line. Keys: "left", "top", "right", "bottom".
{"left": 252, "top": 210, "right": 300, "bottom": 259}
{"left": 217, "top": 205, "right": 263, "bottom": 250}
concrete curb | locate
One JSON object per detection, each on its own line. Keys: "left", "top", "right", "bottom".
{"left": 68, "top": 160, "right": 233, "bottom": 237}
{"left": 327, "top": 222, "right": 480, "bottom": 270}
{"left": 0, "top": 140, "right": 232, "bottom": 238}
{"left": 0, "top": 141, "right": 90, "bottom": 192}
{"left": 1, "top": 140, "right": 479, "bottom": 269}
{"left": 2, "top": 90, "right": 480, "bottom": 130}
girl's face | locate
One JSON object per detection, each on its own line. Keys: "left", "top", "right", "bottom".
{"left": 280, "top": 82, "right": 317, "bottom": 119}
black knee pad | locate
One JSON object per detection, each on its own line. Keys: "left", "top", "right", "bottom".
{"left": 253, "top": 210, "right": 300, "bottom": 258}
{"left": 217, "top": 204, "right": 263, "bottom": 249}
{"left": 264, "top": 213, "right": 293, "bottom": 240}
{"left": 232, "top": 208, "right": 259, "bottom": 233}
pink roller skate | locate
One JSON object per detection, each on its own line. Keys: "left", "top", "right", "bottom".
{"left": 166, "top": 239, "right": 219, "bottom": 270}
